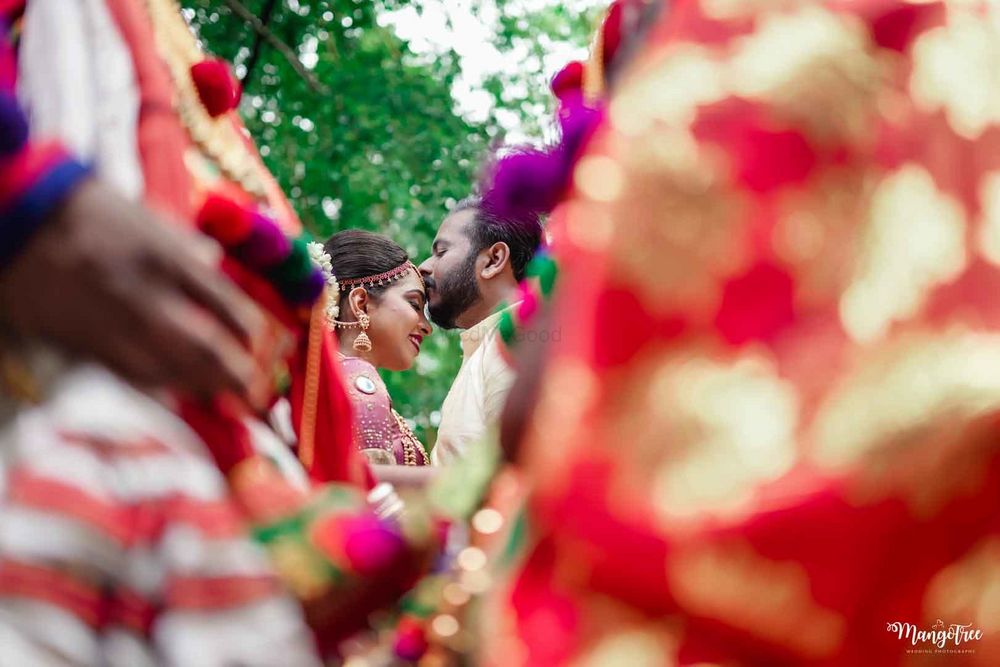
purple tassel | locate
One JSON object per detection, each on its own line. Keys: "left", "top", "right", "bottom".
{"left": 284, "top": 267, "right": 325, "bottom": 305}
{"left": 0, "top": 93, "right": 29, "bottom": 156}
{"left": 481, "top": 148, "right": 565, "bottom": 222}
{"left": 236, "top": 213, "right": 292, "bottom": 268}
{"left": 481, "top": 94, "right": 604, "bottom": 220}
{"left": 557, "top": 92, "right": 603, "bottom": 162}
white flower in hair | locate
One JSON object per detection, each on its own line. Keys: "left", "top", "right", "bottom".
{"left": 307, "top": 241, "right": 340, "bottom": 325}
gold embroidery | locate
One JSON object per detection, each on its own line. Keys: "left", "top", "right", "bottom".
{"left": 668, "top": 541, "right": 846, "bottom": 659}
{"left": 523, "top": 358, "right": 600, "bottom": 482}
{"left": 811, "top": 330, "right": 1000, "bottom": 515}
{"left": 729, "top": 5, "right": 883, "bottom": 146}
{"left": 605, "top": 127, "right": 748, "bottom": 315}
{"left": 610, "top": 45, "right": 727, "bottom": 138}
{"left": 649, "top": 353, "right": 798, "bottom": 521}
{"left": 911, "top": 7, "right": 1000, "bottom": 139}
{"left": 977, "top": 170, "right": 1000, "bottom": 265}
{"left": 563, "top": 200, "right": 615, "bottom": 253}
{"left": 840, "top": 165, "right": 966, "bottom": 343}
{"left": 773, "top": 167, "right": 871, "bottom": 305}
{"left": 595, "top": 40, "right": 754, "bottom": 315}
{"left": 701, "top": 0, "right": 805, "bottom": 21}
{"left": 146, "top": 0, "right": 267, "bottom": 197}
{"left": 572, "top": 628, "right": 674, "bottom": 667}
{"left": 574, "top": 155, "right": 627, "bottom": 204}
{"left": 924, "top": 537, "right": 1000, "bottom": 635}
{"left": 569, "top": 597, "right": 687, "bottom": 666}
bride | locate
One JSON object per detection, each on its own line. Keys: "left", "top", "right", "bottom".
{"left": 311, "top": 230, "right": 433, "bottom": 466}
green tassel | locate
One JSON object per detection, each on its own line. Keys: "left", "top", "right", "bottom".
{"left": 498, "top": 309, "right": 517, "bottom": 346}
{"left": 537, "top": 258, "right": 558, "bottom": 296}
{"left": 268, "top": 237, "right": 314, "bottom": 290}
{"left": 500, "top": 509, "right": 529, "bottom": 568}
{"left": 527, "top": 254, "right": 558, "bottom": 296}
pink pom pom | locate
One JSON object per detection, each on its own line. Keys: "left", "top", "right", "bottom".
{"left": 515, "top": 282, "right": 540, "bottom": 322}
{"left": 197, "top": 194, "right": 253, "bottom": 246}
{"left": 341, "top": 515, "right": 406, "bottom": 576}
{"left": 191, "top": 59, "right": 240, "bottom": 117}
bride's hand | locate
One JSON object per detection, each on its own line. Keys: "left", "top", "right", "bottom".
{"left": 368, "top": 463, "right": 441, "bottom": 490}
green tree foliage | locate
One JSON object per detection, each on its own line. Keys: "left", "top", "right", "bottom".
{"left": 180, "top": 0, "right": 595, "bottom": 444}
{"left": 487, "top": 1, "right": 602, "bottom": 140}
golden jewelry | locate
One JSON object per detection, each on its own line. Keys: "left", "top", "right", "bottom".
{"left": 392, "top": 409, "right": 430, "bottom": 466}
{"left": 339, "top": 260, "right": 424, "bottom": 292}
{"left": 352, "top": 312, "right": 372, "bottom": 352}
{"left": 146, "top": 0, "right": 267, "bottom": 198}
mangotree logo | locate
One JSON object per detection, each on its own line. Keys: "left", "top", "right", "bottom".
{"left": 886, "top": 619, "right": 983, "bottom": 654}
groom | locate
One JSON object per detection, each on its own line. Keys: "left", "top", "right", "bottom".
{"left": 419, "top": 198, "right": 543, "bottom": 465}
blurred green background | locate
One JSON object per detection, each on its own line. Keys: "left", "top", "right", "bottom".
{"left": 181, "top": 0, "right": 599, "bottom": 446}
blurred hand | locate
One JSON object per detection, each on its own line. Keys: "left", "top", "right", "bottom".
{"left": 0, "top": 178, "right": 270, "bottom": 404}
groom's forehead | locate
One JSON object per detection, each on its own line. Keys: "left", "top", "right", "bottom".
{"left": 437, "top": 208, "right": 478, "bottom": 245}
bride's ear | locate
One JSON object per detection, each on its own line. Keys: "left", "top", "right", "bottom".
{"left": 347, "top": 286, "right": 370, "bottom": 319}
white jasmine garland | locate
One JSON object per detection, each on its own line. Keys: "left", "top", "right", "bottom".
{"left": 307, "top": 241, "right": 340, "bottom": 325}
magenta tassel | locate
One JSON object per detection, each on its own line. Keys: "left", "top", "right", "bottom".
{"left": 236, "top": 213, "right": 292, "bottom": 268}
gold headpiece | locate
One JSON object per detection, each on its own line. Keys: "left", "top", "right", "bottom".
{"left": 338, "top": 260, "right": 425, "bottom": 292}
{"left": 308, "top": 246, "right": 425, "bottom": 333}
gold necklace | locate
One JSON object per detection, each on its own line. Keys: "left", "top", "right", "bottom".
{"left": 392, "top": 409, "right": 429, "bottom": 466}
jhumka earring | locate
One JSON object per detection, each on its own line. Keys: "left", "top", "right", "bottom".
{"left": 353, "top": 312, "right": 372, "bottom": 352}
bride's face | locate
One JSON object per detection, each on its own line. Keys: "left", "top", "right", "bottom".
{"left": 367, "top": 272, "right": 432, "bottom": 371}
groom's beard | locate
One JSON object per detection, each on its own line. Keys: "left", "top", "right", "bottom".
{"left": 428, "top": 251, "right": 481, "bottom": 330}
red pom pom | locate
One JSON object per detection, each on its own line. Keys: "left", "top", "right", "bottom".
{"left": 602, "top": 1, "right": 625, "bottom": 67}
{"left": 191, "top": 59, "right": 240, "bottom": 117}
{"left": 197, "top": 194, "right": 254, "bottom": 246}
{"left": 551, "top": 61, "right": 584, "bottom": 100}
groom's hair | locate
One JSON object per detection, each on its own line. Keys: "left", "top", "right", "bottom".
{"left": 452, "top": 197, "right": 543, "bottom": 282}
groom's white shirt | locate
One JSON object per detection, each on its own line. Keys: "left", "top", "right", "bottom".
{"left": 431, "top": 304, "right": 518, "bottom": 465}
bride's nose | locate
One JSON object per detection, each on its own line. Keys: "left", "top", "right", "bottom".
{"left": 417, "top": 316, "right": 432, "bottom": 336}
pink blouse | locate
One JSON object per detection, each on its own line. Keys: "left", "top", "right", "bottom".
{"left": 338, "top": 356, "right": 429, "bottom": 466}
